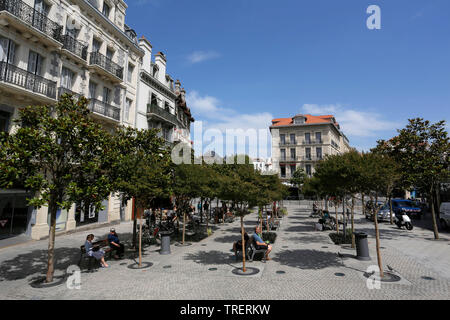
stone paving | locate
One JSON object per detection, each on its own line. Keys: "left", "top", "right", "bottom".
{"left": 0, "top": 202, "right": 449, "bottom": 300}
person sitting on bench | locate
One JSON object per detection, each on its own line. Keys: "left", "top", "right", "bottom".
{"left": 108, "top": 228, "right": 124, "bottom": 259}
{"left": 252, "top": 226, "right": 272, "bottom": 260}
{"left": 233, "top": 230, "right": 250, "bottom": 257}
{"left": 85, "top": 234, "right": 109, "bottom": 268}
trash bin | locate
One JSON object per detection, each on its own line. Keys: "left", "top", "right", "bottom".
{"left": 160, "top": 231, "right": 172, "bottom": 255}
{"left": 354, "top": 232, "right": 371, "bottom": 261}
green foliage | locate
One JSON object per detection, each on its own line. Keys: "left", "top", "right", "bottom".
{"left": 0, "top": 94, "right": 112, "bottom": 212}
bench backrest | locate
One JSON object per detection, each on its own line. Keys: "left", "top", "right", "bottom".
{"left": 81, "top": 239, "right": 108, "bottom": 253}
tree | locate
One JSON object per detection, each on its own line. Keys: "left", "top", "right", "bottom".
{"left": 362, "top": 152, "right": 400, "bottom": 278}
{"left": 375, "top": 118, "right": 450, "bottom": 239}
{"left": 0, "top": 95, "right": 113, "bottom": 282}
{"left": 290, "top": 167, "right": 307, "bottom": 204}
{"left": 108, "top": 126, "right": 171, "bottom": 267}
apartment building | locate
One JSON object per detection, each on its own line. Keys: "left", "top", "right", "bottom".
{"left": 0, "top": 0, "right": 144, "bottom": 239}
{"left": 270, "top": 114, "right": 350, "bottom": 182}
{"left": 136, "top": 36, "right": 194, "bottom": 146}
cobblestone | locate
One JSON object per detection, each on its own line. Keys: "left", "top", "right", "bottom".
{"left": 0, "top": 201, "right": 449, "bottom": 299}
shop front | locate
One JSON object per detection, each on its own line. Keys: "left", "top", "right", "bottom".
{"left": 0, "top": 190, "right": 33, "bottom": 239}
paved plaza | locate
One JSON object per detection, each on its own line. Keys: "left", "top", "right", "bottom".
{"left": 0, "top": 202, "right": 449, "bottom": 300}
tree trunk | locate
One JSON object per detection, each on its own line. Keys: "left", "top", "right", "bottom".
{"left": 182, "top": 211, "right": 186, "bottom": 245}
{"left": 361, "top": 193, "right": 365, "bottom": 217}
{"left": 342, "top": 197, "right": 346, "bottom": 240}
{"left": 335, "top": 201, "right": 339, "bottom": 234}
{"left": 374, "top": 194, "right": 384, "bottom": 278}
{"left": 241, "top": 216, "right": 246, "bottom": 273}
{"left": 389, "top": 196, "right": 393, "bottom": 224}
{"left": 200, "top": 198, "right": 203, "bottom": 224}
{"left": 139, "top": 217, "right": 143, "bottom": 268}
{"left": 45, "top": 199, "right": 58, "bottom": 283}
{"left": 351, "top": 196, "right": 355, "bottom": 248}
{"left": 430, "top": 189, "right": 440, "bottom": 240}
{"left": 132, "top": 198, "right": 137, "bottom": 249}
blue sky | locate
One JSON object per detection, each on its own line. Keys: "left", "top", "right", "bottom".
{"left": 125, "top": 0, "right": 450, "bottom": 155}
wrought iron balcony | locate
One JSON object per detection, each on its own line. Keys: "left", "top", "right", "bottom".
{"left": 0, "top": 0, "right": 63, "bottom": 43}
{"left": 302, "top": 155, "right": 325, "bottom": 161}
{"left": 62, "top": 34, "right": 88, "bottom": 61}
{"left": 302, "top": 139, "right": 323, "bottom": 145}
{"left": 147, "top": 103, "right": 177, "bottom": 125}
{"left": 89, "top": 52, "right": 123, "bottom": 80}
{"left": 88, "top": 98, "right": 120, "bottom": 121}
{"left": 0, "top": 61, "right": 56, "bottom": 99}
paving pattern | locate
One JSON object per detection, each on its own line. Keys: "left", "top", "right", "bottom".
{"left": 0, "top": 201, "right": 449, "bottom": 300}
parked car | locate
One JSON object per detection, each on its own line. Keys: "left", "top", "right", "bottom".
{"left": 365, "top": 202, "right": 391, "bottom": 221}
{"left": 439, "top": 202, "right": 450, "bottom": 230}
{"left": 365, "top": 200, "right": 385, "bottom": 219}
{"left": 391, "top": 199, "right": 422, "bottom": 219}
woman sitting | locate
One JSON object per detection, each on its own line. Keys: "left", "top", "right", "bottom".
{"left": 85, "top": 234, "right": 109, "bottom": 268}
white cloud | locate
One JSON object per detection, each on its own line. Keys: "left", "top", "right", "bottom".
{"left": 186, "top": 51, "right": 220, "bottom": 64}
{"left": 301, "top": 103, "right": 399, "bottom": 138}
{"left": 187, "top": 91, "right": 273, "bottom": 158}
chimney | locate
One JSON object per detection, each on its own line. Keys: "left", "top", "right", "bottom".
{"left": 175, "top": 80, "right": 181, "bottom": 94}
{"left": 154, "top": 52, "right": 166, "bottom": 83}
{"left": 138, "top": 36, "right": 152, "bottom": 74}
{"left": 181, "top": 87, "right": 186, "bottom": 102}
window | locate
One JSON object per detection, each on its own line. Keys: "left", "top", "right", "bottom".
{"left": 106, "top": 48, "right": 113, "bottom": 60}
{"left": 305, "top": 132, "right": 311, "bottom": 144}
{"left": 102, "top": 2, "right": 110, "bottom": 18}
{"left": 290, "top": 133, "right": 296, "bottom": 144}
{"left": 28, "top": 51, "right": 43, "bottom": 76}
{"left": 125, "top": 98, "right": 132, "bottom": 122}
{"left": 0, "top": 37, "right": 16, "bottom": 64}
{"left": 34, "top": 0, "right": 49, "bottom": 14}
{"left": 88, "top": 81, "right": 97, "bottom": 99}
{"left": 102, "top": 87, "right": 111, "bottom": 104}
{"left": 290, "top": 148, "right": 296, "bottom": 160}
{"left": 305, "top": 148, "right": 311, "bottom": 160}
{"left": 92, "top": 38, "right": 101, "bottom": 52}
{"left": 280, "top": 166, "right": 286, "bottom": 178}
{"left": 316, "top": 147, "right": 322, "bottom": 160}
{"left": 61, "top": 67, "right": 74, "bottom": 89}
{"left": 127, "top": 63, "right": 134, "bottom": 83}
{"left": 280, "top": 134, "right": 285, "bottom": 145}
{"left": 0, "top": 110, "right": 11, "bottom": 133}
{"left": 280, "top": 149, "right": 286, "bottom": 161}
{"left": 305, "top": 164, "right": 312, "bottom": 176}
{"left": 290, "top": 165, "right": 296, "bottom": 176}
{"left": 315, "top": 132, "right": 322, "bottom": 143}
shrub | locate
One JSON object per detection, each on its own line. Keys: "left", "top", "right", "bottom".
{"left": 329, "top": 228, "right": 353, "bottom": 245}
{"left": 262, "top": 232, "right": 277, "bottom": 244}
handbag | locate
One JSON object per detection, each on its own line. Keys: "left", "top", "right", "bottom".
{"left": 92, "top": 245, "right": 100, "bottom": 252}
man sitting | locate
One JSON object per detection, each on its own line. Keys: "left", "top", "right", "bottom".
{"left": 107, "top": 228, "right": 124, "bottom": 259}
{"left": 252, "top": 226, "right": 272, "bottom": 261}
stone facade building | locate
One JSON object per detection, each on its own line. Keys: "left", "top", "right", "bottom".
{"left": 270, "top": 114, "right": 350, "bottom": 183}
{"left": 0, "top": 0, "right": 147, "bottom": 239}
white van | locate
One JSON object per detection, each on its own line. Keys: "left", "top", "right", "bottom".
{"left": 440, "top": 202, "right": 450, "bottom": 229}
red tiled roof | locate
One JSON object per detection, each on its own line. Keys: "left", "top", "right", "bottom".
{"left": 271, "top": 114, "right": 336, "bottom": 127}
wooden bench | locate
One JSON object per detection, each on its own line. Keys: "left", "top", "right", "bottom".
{"left": 235, "top": 237, "right": 251, "bottom": 260}
{"left": 78, "top": 239, "right": 112, "bottom": 270}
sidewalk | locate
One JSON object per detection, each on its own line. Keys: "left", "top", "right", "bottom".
{"left": 0, "top": 202, "right": 449, "bottom": 300}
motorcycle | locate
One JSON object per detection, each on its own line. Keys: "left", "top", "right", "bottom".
{"left": 394, "top": 213, "right": 413, "bottom": 230}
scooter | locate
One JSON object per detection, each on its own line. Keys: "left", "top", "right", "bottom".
{"left": 394, "top": 213, "right": 413, "bottom": 230}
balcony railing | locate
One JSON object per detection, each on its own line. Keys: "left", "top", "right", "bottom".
{"left": 147, "top": 103, "right": 177, "bottom": 125}
{"left": 89, "top": 52, "right": 123, "bottom": 80}
{"left": 279, "top": 140, "right": 297, "bottom": 146}
{"left": 302, "top": 139, "right": 323, "bottom": 145}
{"left": 0, "top": 61, "right": 56, "bottom": 99}
{"left": 0, "top": 0, "right": 63, "bottom": 42}
{"left": 88, "top": 98, "right": 120, "bottom": 121}
{"left": 303, "top": 155, "right": 325, "bottom": 161}
{"left": 62, "top": 34, "right": 88, "bottom": 61}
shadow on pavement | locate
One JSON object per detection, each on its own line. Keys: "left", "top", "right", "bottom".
{"left": 273, "top": 249, "right": 341, "bottom": 270}
{"left": 183, "top": 250, "right": 235, "bottom": 267}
